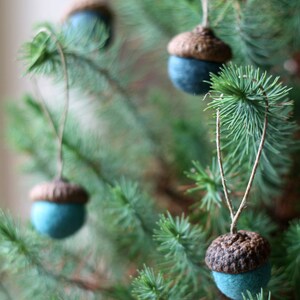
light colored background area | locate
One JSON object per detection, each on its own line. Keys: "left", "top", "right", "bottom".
{"left": 0, "top": 0, "right": 74, "bottom": 219}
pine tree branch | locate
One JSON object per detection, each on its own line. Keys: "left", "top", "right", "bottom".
{"left": 154, "top": 213, "right": 207, "bottom": 288}
{"left": 20, "top": 95, "right": 113, "bottom": 186}
{"left": 132, "top": 266, "right": 168, "bottom": 300}
{"left": 61, "top": 53, "right": 194, "bottom": 213}
{"left": 0, "top": 210, "right": 113, "bottom": 294}
{"left": 65, "top": 51, "right": 166, "bottom": 165}
{"left": 209, "top": 64, "right": 298, "bottom": 201}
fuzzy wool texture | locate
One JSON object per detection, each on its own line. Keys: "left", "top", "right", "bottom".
{"left": 65, "top": 10, "right": 112, "bottom": 47}
{"left": 212, "top": 262, "right": 271, "bottom": 300}
{"left": 31, "top": 201, "right": 86, "bottom": 239}
{"left": 168, "top": 55, "right": 222, "bottom": 95}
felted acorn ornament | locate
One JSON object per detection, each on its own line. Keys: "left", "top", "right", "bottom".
{"left": 167, "top": 26, "right": 232, "bottom": 95}
{"left": 205, "top": 230, "right": 271, "bottom": 300}
{"left": 30, "top": 179, "right": 89, "bottom": 239}
{"left": 63, "top": 0, "right": 113, "bottom": 48}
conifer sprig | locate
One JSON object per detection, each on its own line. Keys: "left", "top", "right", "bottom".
{"left": 185, "top": 160, "right": 223, "bottom": 210}
{"left": 208, "top": 64, "right": 298, "bottom": 199}
{"left": 101, "top": 179, "right": 157, "bottom": 260}
{"left": 0, "top": 210, "right": 43, "bottom": 271}
{"left": 0, "top": 210, "right": 118, "bottom": 296}
{"left": 242, "top": 290, "right": 271, "bottom": 300}
{"left": 8, "top": 96, "right": 114, "bottom": 189}
{"left": 132, "top": 266, "right": 168, "bottom": 300}
{"left": 154, "top": 213, "right": 207, "bottom": 288}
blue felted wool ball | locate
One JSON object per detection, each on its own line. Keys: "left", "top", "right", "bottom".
{"left": 212, "top": 262, "right": 271, "bottom": 300}
{"left": 168, "top": 55, "right": 222, "bottom": 94}
{"left": 167, "top": 26, "right": 232, "bottom": 95}
{"left": 66, "top": 11, "right": 112, "bottom": 47}
{"left": 30, "top": 180, "right": 89, "bottom": 239}
{"left": 205, "top": 231, "right": 271, "bottom": 300}
{"left": 63, "top": 1, "right": 113, "bottom": 48}
{"left": 31, "top": 202, "right": 86, "bottom": 239}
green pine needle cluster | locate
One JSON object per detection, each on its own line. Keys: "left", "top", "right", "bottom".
{"left": 154, "top": 213, "right": 206, "bottom": 287}
{"left": 242, "top": 290, "right": 271, "bottom": 300}
{"left": 186, "top": 160, "right": 223, "bottom": 210}
{"left": 132, "top": 267, "right": 167, "bottom": 300}
{"left": 209, "top": 64, "right": 298, "bottom": 199}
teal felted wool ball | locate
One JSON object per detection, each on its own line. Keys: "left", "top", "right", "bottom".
{"left": 168, "top": 55, "right": 222, "bottom": 94}
{"left": 212, "top": 262, "right": 271, "bottom": 300}
{"left": 167, "top": 26, "right": 232, "bottom": 95}
{"left": 63, "top": 0, "right": 113, "bottom": 48}
{"left": 30, "top": 180, "right": 89, "bottom": 239}
{"left": 31, "top": 202, "right": 86, "bottom": 239}
{"left": 205, "top": 231, "right": 271, "bottom": 300}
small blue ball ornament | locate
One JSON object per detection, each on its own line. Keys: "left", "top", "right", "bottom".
{"left": 168, "top": 55, "right": 222, "bottom": 95}
{"left": 30, "top": 179, "right": 89, "bottom": 239}
{"left": 31, "top": 202, "right": 86, "bottom": 239}
{"left": 205, "top": 231, "right": 271, "bottom": 300}
{"left": 167, "top": 26, "right": 232, "bottom": 95}
{"left": 63, "top": 0, "right": 113, "bottom": 48}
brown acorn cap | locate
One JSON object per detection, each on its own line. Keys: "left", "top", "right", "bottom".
{"left": 30, "top": 179, "right": 89, "bottom": 204}
{"left": 167, "top": 25, "right": 232, "bottom": 63}
{"left": 63, "top": 0, "right": 113, "bottom": 21}
{"left": 205, "top": 230, "right": 271, "bottom": 274}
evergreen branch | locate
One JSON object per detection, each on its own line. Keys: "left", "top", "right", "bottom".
{"left": 22, "top": 26, "right": 168, "bottom": 172}
{"left": 132, "top": 266, "right": 168, "bottom": 300}
{"left": 154, "top": 213, "right": 206, "bottom": 288}
{"left": 272, "top": 0, "right": 300, "bottom": 51}
{"left": 209, "top": 64, "right": 298, "bottom": 201}
{"left": 0, "top": 210, "right": 41, "bottom": 269}
{"left": 117, "top": 0, "right": 200, "bottom": 40}
{"left": 108, "top": 180, "right": 155, "bottom": 237}
{"left": 185, "top": 160, "right": 223, "bottom": 210}
{"left": 25, "top": 96, "right": 113, "bottom": 185}
{"left": 65, "top": 51, "right": 165, "bottom": 163}
{"left": 101, "top": 179, "right": 158, "bottom": 260}
{"left": 211, "top": 0, "right": 283, "bottom": 67}
{"left": 0, "top": 210, "right": 114, "bottom": 294}
{"left": 242, "top": 289, "right": 271, "bottom": 300}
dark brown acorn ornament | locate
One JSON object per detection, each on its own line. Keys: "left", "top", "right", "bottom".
{"left": 167, "top": 25, "right": 232, "bottom": 95}
{"left": 30, "top": 179, "right": 89, "bottom": 239}
{"left": 29, "top": 28, "right": 90, "bottom": 240}
{"left": 205, "top": 231, "right": 271, "bottom": 300}
{"left": 205, "top": 91, "right": 271, "bottom": 299}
